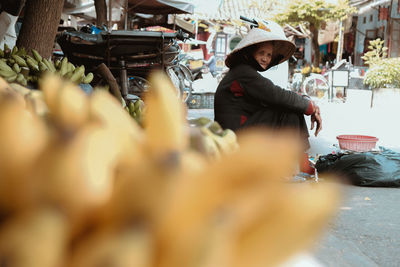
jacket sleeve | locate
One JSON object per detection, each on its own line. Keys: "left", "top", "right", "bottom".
{"left": 236, "top": 65, "right": 314, "bottom": 115}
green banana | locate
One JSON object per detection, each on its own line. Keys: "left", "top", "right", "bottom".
{"left": 70, "top": 65, "right": 85, "bottom": 84}
{"left": 3, "top": 43, "right": 10, "bottom": 57}
{"left": 12, "top": 63, "right": 21, "bottom": 73}
{"left": 0, "top": 48, "right": 4, "bottom": 58}
{"left": 31, "top": 49, "right": 42, "bottom": 62}
{"left": 11, "top": 46, "right": 18, "bottom": 56}
{"left": 4, "top": 73, "right": 17, "bottom": 83}
{"left": 26, "top": 58, "right": 39, "bottom": 72}
{"left": 16, "top": 47, "right": 27, "bottom": 57}
{"left": 55, "top": 59, "right": 61, "bottom": 69}
{"left": 64, "top": 71, "right": 73, "bottom": 79}
{"left": 12, "top": 55, "right": 28, "bottom": 67}
{"left": 16, "top": 73, "right": 27, "bottom": 86}
{"left": 43, "top": 58, "right": 56, "bottom": 72}
{"left": 128, "top": 101, "right": 135, "bottom": 114}
{"left": 82, "top": 72, "right": 93, "bottom": 84}
{"left": 7, "top": 58, "right": 15, "bottom": 65}
{"left": 0, "top": 60, "right": 14, "bottom": 72}
{"left": 38, "top": 61, "right": 48, "bottom": 72}
{"left": 67, "top": 62, "right": 75, "bottom": 73}
{"left": 0, "top": 69, "right": 17, "bottom": 78}
{"left": 59, "top": 57, "right": 68, "bottom": 76}
{"left": 25, "top": 55, "right": 38, "bottom": 65}
{"left": 208, "top": 121, "right": 223, "bottom": 136}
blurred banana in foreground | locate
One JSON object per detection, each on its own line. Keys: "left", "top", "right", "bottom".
{"left": 0, "top": 72, "right": 341, "bottom": 267}
{"left": 143, "top": 71, "right": 188, "bottom": 160}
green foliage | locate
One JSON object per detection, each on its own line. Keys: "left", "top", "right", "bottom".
{"left": 274, "top": 0, "right": 356, "bottom": 29}
{"left": 361, "top": 38, "right": 388, "bottom": 66}
{"left": 362, "top": 39, "right": 400, "bottom": 89}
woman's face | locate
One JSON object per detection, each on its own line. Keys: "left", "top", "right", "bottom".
{"left": 253, "top": 42, "right": 273, "bottom": 70}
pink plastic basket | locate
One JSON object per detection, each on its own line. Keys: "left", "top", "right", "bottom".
{"left": 336, "top": 135, "right": 379, "bottom": 152}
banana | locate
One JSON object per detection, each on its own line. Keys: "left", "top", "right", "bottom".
{"left": 68, "top": 62, "right": 75, "bottom": 73}
{"left": 0, "top": 48, "right": 4, "bottom": 58}
{"left": 24, "top": 90, "right": 48, "bottom": 116}
{"left": 16, "top": 46, "right": 27, "bottom": 57}
{"left": 0, "top": 209, "right": 67, "bottom": 267}
{"left": 9, "top": 82, "right": 31, "bottom": 95}
{"left": 208, "top": 121, "right": 223, "bottom": 136}
{"left": 16, "top": 73, "right": 27, "bottom": 86}
{"left": 0, "top": 96, "right": 47, "bottom": 210}
{"left": 31, "top": 48, "right": 42, "bottom": 62}
{"left": 13, "top": 63, "right": 21, "bottom": 73}
{"left": 81, "top": 72, "right": 93, "bottom": 84}
{"left": 39, "top": 61, "right": 48, "bottom": 72}
{"left": 0, "top": 60, "right": 13, "bottom": 72}
{"left": 43, "top": 58, "right": 56, "bottom": 72}
{"left": 4, "top": 43, "right": 10, "bottom": 57}
{"left": 0, "top": 68, "right": 17, "bottom": 78}
{"left": 59, "top": 57, "right": 68, "bottom": 76}
{"left": 128, "top": 100, "right": 136, "bottom": 115}
{"left": 64, "top": 71, "right": 73, "bottom": 80}
{"left": 200, "top": 126, "right": 231, "bottom": 155}
{"left": 70, "top": 65, "right": 85, "bottom": 84}
{"left": 221, "top": 129, "right": 239, "bottom": 152}
{"left": 26, "top": 55, "right": 38, "bottom": 65}
{"left": 89, "top": 90, "right": 144, "bottom": 161}
{"left": 12, "top": 54, "right": 28, "bottom": 67}
{"left": 26, "top": 58, "right": 39, "bottom": 72}
{"left": 55, "top": 59, "right": 61, "bottom": 69}
{"left": 11, "top": 45, "right": 18, "bottom": 56}
{"left": 143, "top": 71, "right": 188, "bottom": 159}
{"left": 5, "top": 73, "right": 18, "bottom": 83}
{"left": 7, "top": 58, "right": 15, "bottom": 65}
{"left": 44, "top": 76, "right": 90, "bottom": 131}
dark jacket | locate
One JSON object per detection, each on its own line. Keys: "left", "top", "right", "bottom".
{"left": 214, "top": 64, "right": 313, "bottom": 131}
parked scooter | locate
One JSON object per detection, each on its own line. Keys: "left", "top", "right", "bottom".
{"left": 57, "top": 28, "right": 193, "bottom": 102}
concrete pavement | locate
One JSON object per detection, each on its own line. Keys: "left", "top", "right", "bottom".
{"left": 187, "top": 89, "right": 400, "bottom": 266}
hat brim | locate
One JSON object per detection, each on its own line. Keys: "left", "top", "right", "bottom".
{"left": 225, "top": 28, "right": 296, "bottom": 70}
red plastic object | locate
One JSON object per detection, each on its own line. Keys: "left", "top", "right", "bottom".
{"left": 336, "top": 135, "right": 379, "bottom": 152}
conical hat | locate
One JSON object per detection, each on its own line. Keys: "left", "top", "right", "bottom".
{"left": 225, "top": 27, "right": 296, "bottom": 69}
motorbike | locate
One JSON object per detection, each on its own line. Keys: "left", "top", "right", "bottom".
{"left": 57, "top": 28, "right": 193, "bottom": 102}
{"left": 178, "top": 54, "right": 206, "bottom": 81}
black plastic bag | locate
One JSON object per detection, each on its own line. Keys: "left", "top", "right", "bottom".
{"left": 315, "top": 148, "right": 400, "bottom": 187}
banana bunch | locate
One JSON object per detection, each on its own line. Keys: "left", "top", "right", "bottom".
{"left": 0, "top": 72, "right": 341, "bottom": 267}
{"left": 189, "top": 117, "right": 239, "bottom": 158}
{"left": 126, "top": 98, "right": 145, "bottom": 125}
{"left": 0, "top": 44, "right": 94, "bottom": 88}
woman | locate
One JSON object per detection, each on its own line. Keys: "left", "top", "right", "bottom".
{"left": 214, "top": 27, "right": 322, "bottom": 150}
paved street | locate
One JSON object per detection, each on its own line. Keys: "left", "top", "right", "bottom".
{"left": 187, "top": 88, "right": 400, "bottom": 267}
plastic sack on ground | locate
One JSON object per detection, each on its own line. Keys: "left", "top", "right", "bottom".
{"left": 315, "top": 147, "right": 400, "bottom": 187}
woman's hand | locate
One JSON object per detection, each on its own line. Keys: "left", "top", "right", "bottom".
{"left": 310, "top": 104, "right": 322, "bottom": 136}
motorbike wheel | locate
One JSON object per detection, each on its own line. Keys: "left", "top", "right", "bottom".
{"left": 127, "top": 76, "right": 150, "bottom": 97}
{"left": 166, "top": 66, "right": 192, "bottom": 103}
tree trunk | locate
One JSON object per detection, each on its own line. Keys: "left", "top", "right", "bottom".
{"left": 16, "top": 0, "right": 64, "bottom": 59}
{"left": 95, "top": 0, "right": 107, "bottom": 27}
{"left": 310, "top": 24, "right": 320, "bottom": 67}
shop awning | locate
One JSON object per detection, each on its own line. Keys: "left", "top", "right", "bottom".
{"left": 357, "top": 0, "right": 390, "bottom": 14}
{"left": 175, "top": 17, "right": 196, "bottom": 33}
{"left": 128, "top": 0, "right": 194, "bottom": 14}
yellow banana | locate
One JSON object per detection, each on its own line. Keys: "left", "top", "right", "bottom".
{"left": 70, "top": 65, "right": 85, "bottom": 84}
{"left": 143, "top": 71, "right": 188, "bottom": 160}
{"left": 82, "top": 72, "right": 93, "bottom": 84}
